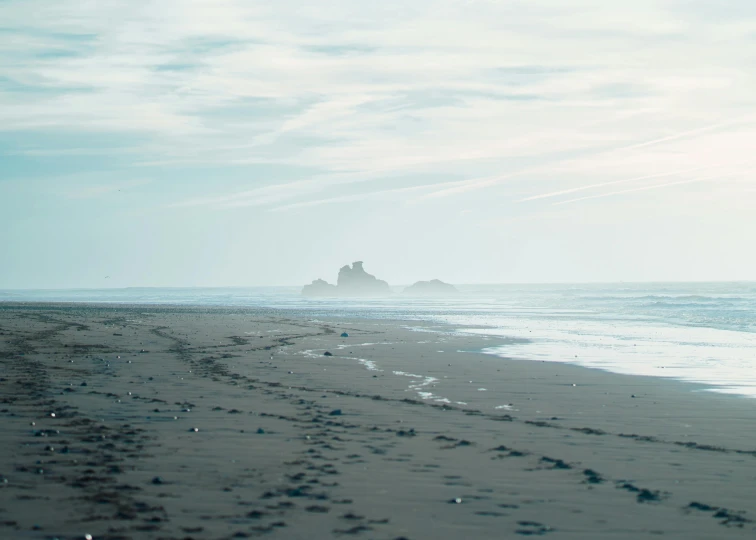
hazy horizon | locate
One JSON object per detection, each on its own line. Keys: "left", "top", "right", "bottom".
{"left": 2, "top": 1, "right": 755, "bottom": 289}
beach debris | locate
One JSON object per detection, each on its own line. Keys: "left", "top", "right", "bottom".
{"left": 189, "top": 427, "right": 199, "bottom": 432}
{"left": 49, "top": 412, "right": 56, "bottom": 418}
{"left": 257, "top": 428, "right": 265, "bottom": 434}
{"left": 328, "top": 409, "right": 342, "bottom": 416}
{"left": 449, "top": 497, "right": 463, "bottom": 504}
{"left": 341, "top": 332, "right": 349, "bottom": 338}
{"left": 85, "top": 535, "right": 93, "bottom": 540}
{"left": 288, "top": 371, "right": 294, "bottom": 374}
{"left": 151, "top": 476, "right": 164, "bottom": 485}
{"left": 324, "top": 351, "right": 333, "bottom": 356}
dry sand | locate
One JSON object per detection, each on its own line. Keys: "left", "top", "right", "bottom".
{"left": 1, "top": 303, "right": 755, "bottom": 539}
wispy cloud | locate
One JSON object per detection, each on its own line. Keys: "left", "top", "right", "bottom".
{"left": 552, "top": 168, "right": 754, "bottom": 206}
{"left": 3, "top": 0, "right": 756, "bottom": 212}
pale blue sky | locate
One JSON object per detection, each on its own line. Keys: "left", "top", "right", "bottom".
{"left": 1, "top": 0, "right": 755, "bottom": 288}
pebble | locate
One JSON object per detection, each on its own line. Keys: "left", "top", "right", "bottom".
{"left": 329, "top": 409, "right": 342, "bottom": 416}
{"left": 151, "top": 476, "right": 164, "bottom": 485}
{"left": 189, "top": 427, "right": 199, "bottom": 432}
{"left": 257, "top": 428, "right": 265, "bottom": 434}
{"left": 449, "top": 497, "right": 462, "bottom": 504}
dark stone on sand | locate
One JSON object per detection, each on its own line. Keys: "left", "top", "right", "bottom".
{"left": 323, "top": 351, "right": 333, "bottom": 356}
{"left": 403, "top": 279, "right": 458, "bottom": 296}
{"left": 341, "top": 332, "right": 349, "bottom": 338}
{"left": 151, "top": 476, "right": 164, "bottom": 485}
{"left": 80, "top": 382, "right": 87, "bottom": 386}
{"left": 257, "top": 428, "right": 265, "bottom": 434}
{"left": 328, "top": 409, "right": 342, "bottom": 416}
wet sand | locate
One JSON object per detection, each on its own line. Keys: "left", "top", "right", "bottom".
{"left": 1, "top": 303, "right": 755, "bottom": 539}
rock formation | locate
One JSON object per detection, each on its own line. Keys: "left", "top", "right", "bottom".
{"left": 302, "top": 278, "right": 337, "bottom": 297}
{"left": 403, "top": 279, "right": 458, "bottom": 296}
{"left": 302, "top": 262, "right": 390, "bottom": 297}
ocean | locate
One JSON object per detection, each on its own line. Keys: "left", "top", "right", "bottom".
{"left": 2, "top": 282, "right": 755, "bottom": 398}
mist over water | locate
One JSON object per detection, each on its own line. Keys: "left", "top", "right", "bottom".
{"left": 3, "top": 282, "right": 755, "bottom": 398}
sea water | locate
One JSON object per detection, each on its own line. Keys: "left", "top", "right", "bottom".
{"left": 2, "top": 282, "right": 755, "bottom": 398}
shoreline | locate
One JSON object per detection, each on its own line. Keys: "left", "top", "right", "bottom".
{"left": 1, "top": 304, "right": 755, "bottom": 539}
{"left": 3, "top": 299, "right": 753, "bottom": 403}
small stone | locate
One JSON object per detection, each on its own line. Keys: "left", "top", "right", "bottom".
{"left": 631, "top": 394, "right": 637, "bottom": 398}
{"left": 340, "top": 332, "right": 349, "bottom": 338}
{"left": 256, "top": 428, "right": 265, "bottom": 434}
{"left": 288, "top": 371, "right": 294, "bottom": 374}
{"left": 189, "top": 427, "right": 199, "bottom": 432}
{"left": 151, "top": 476, "right": 164, "bottom": 485}
{"left": 323, "top": 351, "right": 333, "bottom": 357}
{"left": 449, "top": 497, "right": 462, "bottom": 504}
{"left": 50, "top": 413, "right": 56, "bottom": 418}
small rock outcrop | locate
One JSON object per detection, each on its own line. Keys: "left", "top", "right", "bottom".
{"left": 302, "top": 262, "right": 389, "bottom": 297}
{"left": 302, "top": 279, "right": 337, "bottom": 297}
{"left": 403, "top": 279, "right": 458, "bottom": 296}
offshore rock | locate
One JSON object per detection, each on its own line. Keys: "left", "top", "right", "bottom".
{"left": 403, "top": 279, "right": 458, "bottom": 297}
{"left": 302, "top": 262, "right": 389, "bottom": 297}
{"left": 302, "top": 278, "right": 338, "bottom": 297}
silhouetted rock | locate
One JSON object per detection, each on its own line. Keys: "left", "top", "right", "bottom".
{"left": 302, "top": 278, "right": 338, "bottom": 297}
{"left": 403, "top": 279, "right": 458, "bottom": 296}
{"left": 302, "top": 262, "right": 389, "bottom": 297}
{"left": 336, "top": 261, "right": 389, "bottom": 296}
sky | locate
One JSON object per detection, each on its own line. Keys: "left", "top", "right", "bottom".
{"left": 1, "top": 0, "right": 755, "bottom": 288}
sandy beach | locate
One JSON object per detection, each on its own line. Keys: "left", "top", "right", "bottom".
{"left": 1, "top": 303, "right": 755, "bottom": 539}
